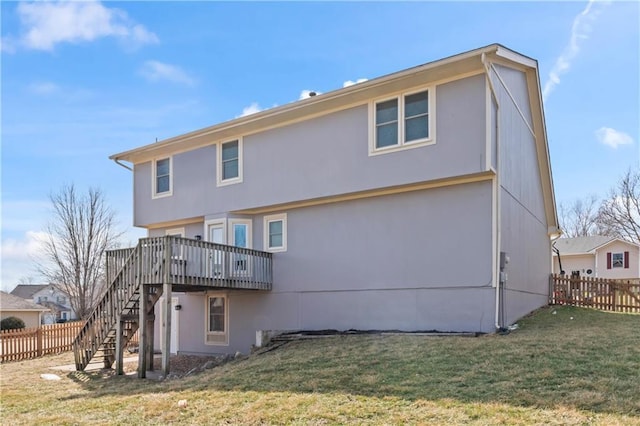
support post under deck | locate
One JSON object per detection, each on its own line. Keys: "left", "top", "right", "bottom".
{"left": 138, "top": 285, "right": 148, "bottom": 379}
{"left": 161, "top": 282, "right": 172, "bottom": 377}
{"left": 115, "top": 315, "right": 124, "bottom": 375}
{"left": 147, "top": 313, "right": 155, "bottom": 371}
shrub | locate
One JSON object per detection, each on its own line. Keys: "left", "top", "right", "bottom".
{"left": 1, "top": 316, "right": 26, "bottom": 330}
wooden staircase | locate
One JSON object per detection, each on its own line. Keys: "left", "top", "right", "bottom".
{"left": 73, "top": 244, "right": 161, "bottom": 371}
{"left": 73, "top": 236, "right": 274, "bottom": 372}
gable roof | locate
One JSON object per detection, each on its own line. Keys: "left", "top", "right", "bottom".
{"left": 0, "top": 291, "right": 50, "bottom": 312}
{"left": 10, "top": 284, "right": 49, "bottom": 299}
{"left": 553, "top": 236, "right": 638, "bottom": 255}
{"left": 111, "top": 44, "right": 536, "bottom": 165}
{"left": 110, "top": 43, "right": 558, "bottom": 235}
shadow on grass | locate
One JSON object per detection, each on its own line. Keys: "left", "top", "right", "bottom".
{"left": 62, "top": 306, "right": 640, "bottom": 418}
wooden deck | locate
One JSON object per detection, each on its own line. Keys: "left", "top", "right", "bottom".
{"left": 73, "top": 236, "right": 273, "bottom": 373}
{"left": 106, "top": 237, "right": 272, "bottom": 290}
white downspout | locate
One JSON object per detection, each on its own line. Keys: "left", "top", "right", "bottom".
{"left": 482, "top": 53, "right": 503, "bottom": 331}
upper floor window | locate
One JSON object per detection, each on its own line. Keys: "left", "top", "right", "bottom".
{"left": 370, "top": 88, "right": 434, "bottom": 155}
{"left": 217, "top": 138, "right": 243, "bottom": 186}
{"left": 264, "top": 213, "right": 287, "bottom": 252}
{"left": 153, "top": 157, "right": 172, "bottom": 198}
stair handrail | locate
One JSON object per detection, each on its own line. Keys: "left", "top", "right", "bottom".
{"left": 73, "top": 242, "right": 143, "bottom": 370}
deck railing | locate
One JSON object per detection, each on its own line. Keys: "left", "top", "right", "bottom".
{"left": 108, "top": 236, "right": 273, "bottom": 290}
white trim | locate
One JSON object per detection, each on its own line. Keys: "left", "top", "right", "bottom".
{"left": 165, "top": 227, "right": 185, "bottom": 237}
{"left": 216, "top": 137, "right": 243, "bottom": 187}
{"left": 368, "top": 86, "right": 436, "bottom": 156}
{"left": 152, "top": 156, "right": 173, "bottom": 199}
{"left": 204, "top": 292, "right": 229, "bottom": 346}
{"left": 229, "top": 219, "right": 252, "bottom": 277}
{"left": 263, "top": 213, "right": 287, "bottom": 252}
{"left": 228, "top": 219, "right": 252, "bottom": 249}
{"left": 204, "top": 218, "right": 227, "bottom": 244}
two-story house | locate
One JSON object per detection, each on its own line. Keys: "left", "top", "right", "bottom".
{"left": 11, "top": 284, "right": 76, "bottom": 324}
{"left": 73, "top": 44, "right": 559, "bottom": 376}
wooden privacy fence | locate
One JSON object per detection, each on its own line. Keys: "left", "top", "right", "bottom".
{"left": 0, "top": 321, "right": 83, "bottom": 362}
{"left": 550, "top": 274, "right": 640, "bottom": 313}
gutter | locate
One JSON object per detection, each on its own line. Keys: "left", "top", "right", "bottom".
{"left": 114, "top": 159, "right": 133, "bottom": 172}
{"left": 481, "top": 53, "right": 503, "bottom": 332}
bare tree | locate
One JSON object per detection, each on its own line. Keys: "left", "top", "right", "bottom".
{"left": 38, "top": 185, "right": 123, "bottom": 319}
{"left": 559, "top": 195, "right": 602, "bottom": 237}
{"left": 597, "top": 168, "right": 640, "bottom": 244}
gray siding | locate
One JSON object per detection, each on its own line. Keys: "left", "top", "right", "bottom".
{"left": 134, "top": 74, "right": 487, "bottom": 227}
{"left": 170, "top": 181, "right": 496, "bottom": 355}
{"left": 491, "top": 64, "right": 550, "bottom": 324}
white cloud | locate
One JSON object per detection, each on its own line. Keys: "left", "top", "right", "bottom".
{"left": 595, "top": 127, "right": 634, "bottom": 149}
{"left": 0, "top": 230, "right": 50, "bottom": 291}
{"left": 343, "top": 78, "right": 368, "bottom": 88}
{"left": 238, "top": 102, "right": 263, "bottom": 117}
{"left": 139, "top": 60, "right": 195, "bottom": 86}
{"left": 542, "top": 0, "right": 611, "bottom": 101}
{"left": 8, "top": 0, "right": 158, "bottom": 52}
{"left": 299, "top": 89, "right": 321, "bottom": 100}
{"left": 28, "top": 81, "right": 61, "bottom": 96}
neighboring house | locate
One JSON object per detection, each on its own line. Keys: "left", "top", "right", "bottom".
{"left": 0, "top": 291, "right": 50, "bottom": 328}
{"left": 553, "top": 236, "right": 639, "bottom": 279}
{"left": 11, "top": 284, "right": 76, "bottom": 324}
{"left": 74, "top": 44, "right": 560, "bottom": 373}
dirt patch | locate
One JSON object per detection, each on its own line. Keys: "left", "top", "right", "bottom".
{"left": 121, "top": 354, "right": 234, "bottom": 379}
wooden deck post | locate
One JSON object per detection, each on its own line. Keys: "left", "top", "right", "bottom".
{"left": 147, "top": 313, "right": 155, "bottom": 371}
{"left": 115, "top": 315, "right": 124, "bottom": 375}
{"left": 138, "top": 284, "right": 148, "bottom": 379}
{"left": 161, "top": 282, "right": 172, "bottom": 377}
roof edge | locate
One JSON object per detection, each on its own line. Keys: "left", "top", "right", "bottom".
{"left": 111, "top": 44, "right": 539, "bottom": 163}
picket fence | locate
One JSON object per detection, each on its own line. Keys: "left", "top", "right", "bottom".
{"left": 550, "top": 274, "right": 640, "bottom": 313}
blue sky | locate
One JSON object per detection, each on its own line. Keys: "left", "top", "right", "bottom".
{"left": 1, "top": 0, "right": 638, "bottom": 291}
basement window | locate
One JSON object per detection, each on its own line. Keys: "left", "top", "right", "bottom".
{"left": 205, "top": 294, "right": 228, "bottom": 345}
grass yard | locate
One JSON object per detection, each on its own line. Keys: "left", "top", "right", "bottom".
{"left": 1, "top": 306, "right": 639, "bottom": 425}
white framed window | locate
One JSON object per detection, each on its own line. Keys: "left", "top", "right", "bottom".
{"left": 263, "top": 213, "right": 287, "bottom": 252}
{"left": 611, "top": 252, "right": 623, "bottom": 268}
{"left": 229, "top": 219, "right": 252, "bottom": 276}
{"left": 205, "top": 293, "right": 229, "bottom": 345}
{"left": 369, "top": 87, "right": 435, "bottom": 155}
{"left": 153, "top": 157, "right": 173, "bottom": 198}
{"left": 217, "top": 138, "right": 243, "bottom": 186}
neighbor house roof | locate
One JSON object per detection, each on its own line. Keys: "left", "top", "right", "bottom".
{"left": 553, "top": 236, "right": 636, "bottom": 256}
{"left": 10, "top": 284, "right": 48, "bottom": 300}
{"left": 0, "top": 291, "right": 50, "bottom": 312}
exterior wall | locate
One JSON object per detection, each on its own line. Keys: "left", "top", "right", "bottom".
{"left": 595, "top": 241, "right": 639, "bottom": 279}
{"left": 134, "top": 74, "right": 488, "bottom": 227}
{"left": 172, "top": 181, "right": 496, "bottom": 355}
{"left": 492, "top": 64, "right": 550, "bottom": 325}
{"left": 552, "top": 254, "right": 595, "bottom": 277}
{"left": 0, "top": 311, "right": 42, "bottom": 328}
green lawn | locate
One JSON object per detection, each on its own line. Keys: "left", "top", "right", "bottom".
{"left": 1, "top": 306, "right": 639, "bottom": 425}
